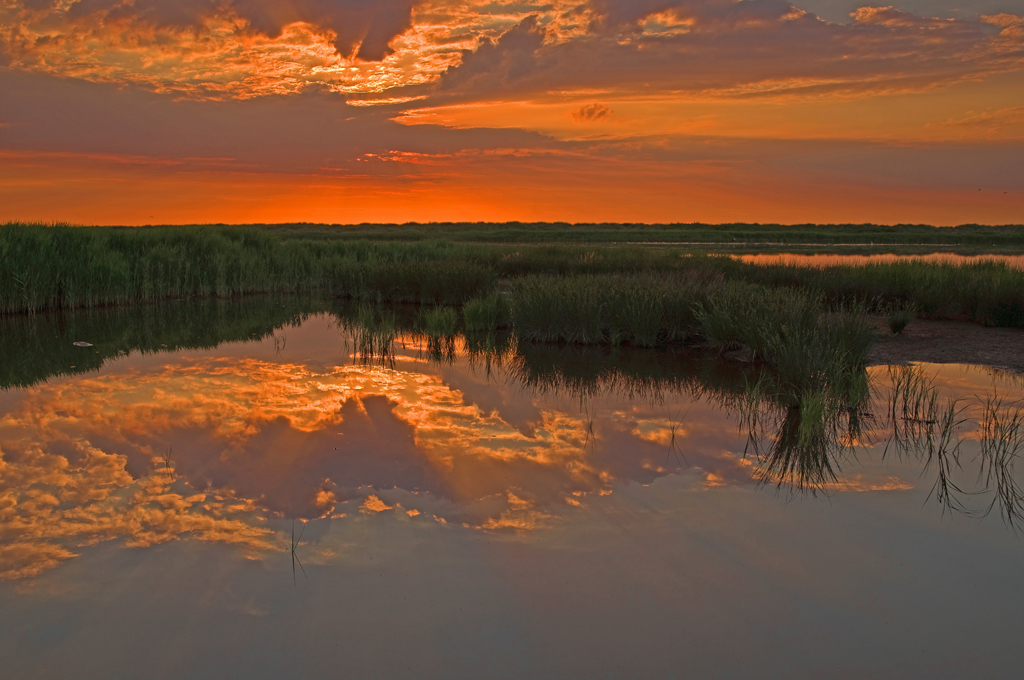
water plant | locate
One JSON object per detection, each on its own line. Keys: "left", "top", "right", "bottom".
{"left": 978, "top": 395, "right": 1024, "bottom": 528}
{"left": 349, "top": 305, "right": 397, "bottom": 365}
{"left": 462, "top": 292, "right": 510, "bottom": 332}
{"left": 882, "top": 366, "right": 970, "bottom": 513}
{"left": 508, "top": 273, "right": 708, "bottom": 346}
{"left": 421, "top": 306, "right": 459, "bottom": 363}
{"left": 923, "top": 398, "right": 969, "bottom": 515}
{"left": 885, "top": 301, "right": 916, "bottom": 334}
{"left": 291, "top": 520, "right": 308, "bottom": 586}
{"left": 5, "top": 224, "right": 1024, "bottom": 329}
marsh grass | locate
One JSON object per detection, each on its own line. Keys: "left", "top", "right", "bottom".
{"left": 581, "top": 405, "right": 598, "bottom": 453}
{"left": 749, "top": 259, "right": 1024, "bottom": 328}
{"left": 463, "top": 292, "right": 511, "bottom": 332}
{"left": 699, "top": 284, "right": 874, "bottom": 452}
{"left": 464, "top": 331, "right": 516, "bottom": 379}
{"left": 882, "top": 366, "right": 971, "bottom": 513}
{"left": 747, "top": 402, "right": 844, "bottom": 493}
{"left": 0, "top": 225, "right": 496, "bottom": 313}
{"left": 291, "top": 520, "right": 307, "bottom": 586}
{"left": 420, "top": 306, "right": 459, "bottom": 363}
{"left": 5, "top": 224, "right": 1024, "bottom": 329}
{"left": 262, "top": 221, "right": 1024, "bottom": 246}
{"left": 923, "top": 399, "right": 969, "bottom": 515}
{"left": 346, "top": 306, "right": 397, "bottom": 365}
{"left": 740, "top": 375, "right": 864, "bottom": 494}
{"left": 885, "top": 365, "right": 939, "bottom": 438}
{"left": 978, "top": 395, "right": 1024, "bottom": 527}
{"left": 885, "top": 301, "right": 917, "bottom": 334}
{"left": 665, "top": 407, "right": 689, "bottom": 467}
{"left": 508, "top": 273, "right": 706, "bottom": 346}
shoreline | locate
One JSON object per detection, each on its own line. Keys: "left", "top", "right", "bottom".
{"left": 867, "top": 318, "right": 1024, "bottom": 374}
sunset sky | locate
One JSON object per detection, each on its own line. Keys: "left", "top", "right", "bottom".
{"left": 1, "top": 0, "right": 1023, "bottom": 225}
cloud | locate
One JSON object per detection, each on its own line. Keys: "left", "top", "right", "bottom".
{"left": 3, "top": 2, "right": 1019, "bottom": 102}
{"left": 928, "top": 106, "right": 1024, "bottom": 140}
{"left": 571, "top": 103, "right": 613, "bottom": 122}
{"left": 13, "top": 0, "right": 419, "bottom": 59}
{"left": 360, "top": 494, "right": 395, "bottom": 513}
{"left": 2, "top": 5, "right": 1024, "bottom": 224}
{"left": 0, "top": 439, "right": 277, "bottom": 580}
{"left": 436, "top": 3, "right": 1024, "bottom": 101}
{"left": 0, "top": 0, "right": 432, "bottom": 98}
{"left": 0, "top": 69, "right": 557, "bottom": 173}
{"left": 0, "top": 347, "right": 751, "bottom": 547}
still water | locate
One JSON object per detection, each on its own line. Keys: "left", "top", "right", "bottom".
{"left": 735, "top": 252, "right": 1024, "bottom": 269}
{"left": 1, "top": 298, "right": 1023, "bottom": 679}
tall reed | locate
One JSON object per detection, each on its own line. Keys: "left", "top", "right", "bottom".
{"left": 5, "top": 224, "right": 1024, "bottom": 328}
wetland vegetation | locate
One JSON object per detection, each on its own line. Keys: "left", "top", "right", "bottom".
{"left": 3, "top": 223, "right": 1022, "bottom": 519}
{"left": 157, "top": 221, "right": 1024, "bottom": 247}
{"left": 5, "top": 294, "right": 1023, "bottom": 528}
{"left": 3, "top": 223, "right": 1024, "bottom": 329}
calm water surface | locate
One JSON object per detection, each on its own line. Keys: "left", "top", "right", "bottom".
{"left": 735, "top": 252, "right": 1024, "bottom": 269}
{"left": 2, "top": 300, "right": 1023, "bottom": 679}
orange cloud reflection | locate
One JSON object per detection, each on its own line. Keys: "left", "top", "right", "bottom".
{"left": 0, "top": 440, "right": 277, "bottom": 580}
{"left": 0, "top": 328, "right": 935, "bottom": 579}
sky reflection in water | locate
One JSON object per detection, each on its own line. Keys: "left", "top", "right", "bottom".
{"left": 2, "top": 308, "right": 1023, "bottom": 678}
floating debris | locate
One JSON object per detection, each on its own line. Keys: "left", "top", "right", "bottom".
{"left": 72, "top": 341, "right": 93, "bottom": 347}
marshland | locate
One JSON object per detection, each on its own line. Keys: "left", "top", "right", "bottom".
{"left": 3, "top": 222, "right": 1024, "bottom": 679}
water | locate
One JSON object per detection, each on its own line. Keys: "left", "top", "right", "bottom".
{"left": 2, "top": 298, "right": 1023, "bottom": 679}
{"left": 735, "top": 252, "right": 1024, "bottom": 269}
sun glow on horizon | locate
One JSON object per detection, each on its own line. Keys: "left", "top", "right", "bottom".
{"left": 1, "top": 1, "right": 1023, "bottom": 223}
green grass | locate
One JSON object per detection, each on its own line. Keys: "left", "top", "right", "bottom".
{"left": 885, "top": 301, "right": 916, "bottom": 334}
{"left": 0, "top": 224, "right": 497, "bottom": 313}
{"left": 4, "top": 223, "right": 1024, "bottom": 330}
{"left": 462, "top": 292, "right": 510, "bottom": 332}
{"left": 169, "top": 221, "right": 1024, "bottom": 246}
{"left": 508, "top": 273, "right": 706, "bottom": 346}
{"left": 347, "top": 305, "right": 397, "bottom": 365}
{"left": 420, "top": 306, "right": 459, "bottom": 362}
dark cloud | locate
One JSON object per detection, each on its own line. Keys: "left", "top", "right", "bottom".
{"left": 0, "top": 69, "right": 558, "bottom": 172}
{"left": 231, "top": 0, "right": 418, "bottom": 60}
{"left": 25, "top": 0, "right": 419, "bottom": 60}
{"left": 571, "top": 103, "right": 613, "bottom": 122}
{"left": 440, "top": 15, "right": 546, "bottom": 93}
{"left": 437, "top": 1, "right": 1024, "bottom": 100}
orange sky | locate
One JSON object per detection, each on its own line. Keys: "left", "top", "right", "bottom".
{"left": 1, "top": 1, "right": 1023, "bottom": 224}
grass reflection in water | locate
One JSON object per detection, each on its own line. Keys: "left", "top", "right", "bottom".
{"left": 2, "top": 299, "right": 1024, "bottom": 582}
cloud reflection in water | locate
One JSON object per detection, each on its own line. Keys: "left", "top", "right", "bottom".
{"left": 5, "top": 314, "right": 1001, "bottom": 580}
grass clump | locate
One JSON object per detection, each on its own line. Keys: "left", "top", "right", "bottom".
{"left": 422, "top": 306, "right": 459, "bottom": 337}
{"left": 884, "top": 301, "right": 916, "bottom": 334}
{"left": 462, "top": 292, "right": 510, "bottom": 332}
{"left": 697, "top": 283, "right": 873, "bottom": 398}
{"left": 508, "top": 273, "right": 706, "bottom": 346}
{"left": 349, "top": 306, "right": 397, "bottom": 364}
{"left": 979, "top": 395, "right": 1024, "bottom": 527}
{"left": 420, "top": 306, "right": 460, "bottom": 362}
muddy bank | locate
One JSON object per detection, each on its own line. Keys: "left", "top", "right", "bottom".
{"left": 868, "top": 318, "right": 1024, "bottom": 373}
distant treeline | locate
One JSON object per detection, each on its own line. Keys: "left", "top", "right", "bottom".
{"left": 102, "top": 221, "right": 1024, "bottom": 246}
{"left": 2, "top": 223, "right": 1022, "bottom": 328}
